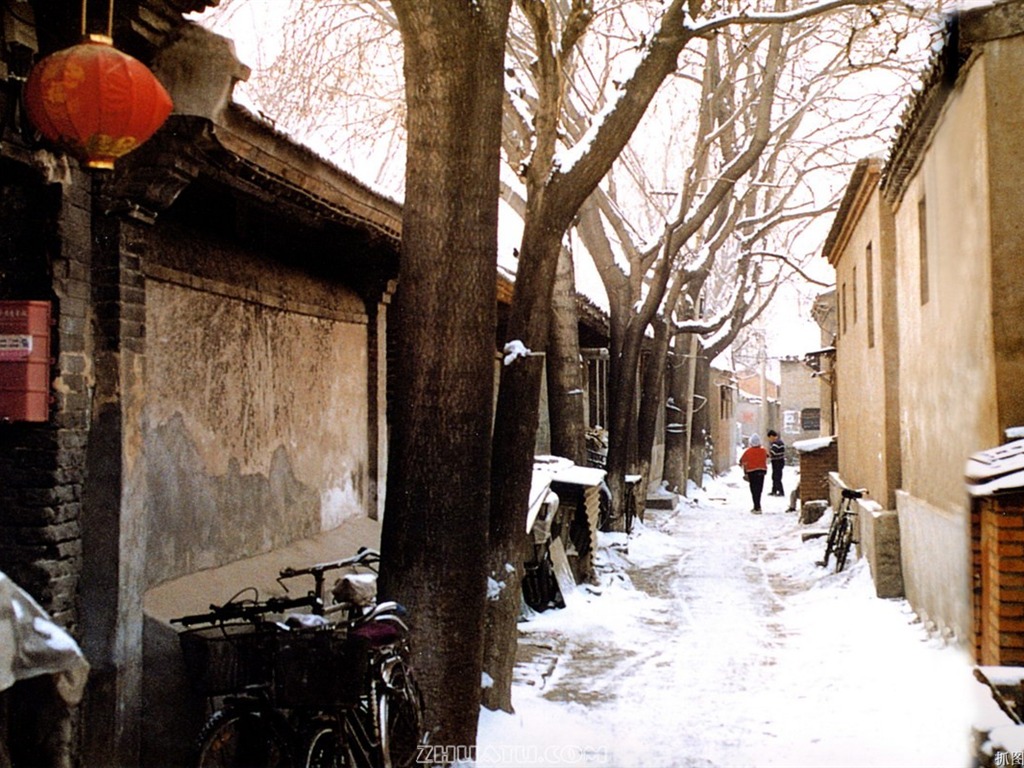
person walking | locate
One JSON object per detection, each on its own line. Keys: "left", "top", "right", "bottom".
{"left": 740, "top": 434, "right": 769, "bottom": 514}
{"left": 768, "top": 429, "right": 786, "bottom": 497}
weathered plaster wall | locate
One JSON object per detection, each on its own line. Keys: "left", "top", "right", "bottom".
{"left": 893, "top": 57, "right": 998, "bottom": 513}
{"left": 779, "top": 359, "right": 822, "bottom": 452}
{"left": 986, "top": 36, "right": 1024, "bottom": 434}
{"left": 892, "top": 51, "right": 996, "bottom": 641}
{"left": 833, "top": 178, "right": 901, "bottom": 509}
{"left": 708, "top": 371, "right": 736, "bottom": 475}
{"left": 142, "top": 231, "right": 371, "bottom": 587}
{"left": 896, "top": 490, "right": 972, "bottom": 640}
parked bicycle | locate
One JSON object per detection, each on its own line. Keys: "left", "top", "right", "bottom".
{"left": 171, "top": 548, "right": 425, "bottom": 768}
{"left": 818, "top": 488, "right": 866, "bottom": 573}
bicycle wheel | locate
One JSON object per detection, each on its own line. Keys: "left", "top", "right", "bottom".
{"left": 835, "top": 515, "right": 855, "bottom": 573}
{"left": 304, "top": 716, "right": 347, "bottom": 768}
{"left": 197, "top": 706, "right": 293, "bottom": 768}
{"left": 378, "top": 662, "right": 425, "bottom": 768}
{"left": 820, "top": 505, "right": 844, "bottom": 567}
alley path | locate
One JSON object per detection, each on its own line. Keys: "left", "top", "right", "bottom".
{"left": 478, "top": 468, "right": 980, "bottom": 768}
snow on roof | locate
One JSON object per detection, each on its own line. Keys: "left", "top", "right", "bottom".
{"left": 534, "top": 455, "right": 607, "bottom": 487}
{"left": 966, "top": 439, "right": 1024, "bottom": 497}
{"left": 792, "top": 436, "right": 836, "bottom": 453}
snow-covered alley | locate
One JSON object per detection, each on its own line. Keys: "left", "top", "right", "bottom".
{"left": 476, "top": 467, "right": 986, "bottom": 768}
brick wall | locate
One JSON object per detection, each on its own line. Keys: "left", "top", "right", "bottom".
{"left": 0, "top": 162, "right": 91, "bottom": 633}
{"left": 0, "top": 158, "right": 93, "bottom": 768}
{"left": 975, "top": 493, "right": 1024, "bottom": 665}
{"left": 798, "top": 439, "right": 838, "bottom": 505}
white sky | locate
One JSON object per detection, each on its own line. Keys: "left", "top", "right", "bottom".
{"left": 473, "top": 466, "right": 995, "bottom": 767}
{"left": 190, "top": 2, "right": 904, "bottom": 362}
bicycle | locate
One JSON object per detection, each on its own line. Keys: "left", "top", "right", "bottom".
{"left": 173, "top": 590, "right": 334, "bottom": 767}
{"left": 279, "top": 549, "right": 425, "bottom": 768}
{"left": 817, "top": 487, "right": 866, "bottom": 573}
{"left": 172, "top": 548, "right": 425, "bottom": 768}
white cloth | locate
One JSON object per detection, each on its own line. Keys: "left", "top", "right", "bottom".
{"left": 0, "top": 571, "right": 89, "bottom": 704}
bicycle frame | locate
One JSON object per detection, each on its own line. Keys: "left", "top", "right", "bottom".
{"left": 818, "top": 488, "right": 866, "bottom": 572}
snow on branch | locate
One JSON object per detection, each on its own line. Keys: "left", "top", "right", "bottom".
{"left": 691, "top": 0, "right": 887, "bottom": 37}
{"left": 503, "top": 340, "right": 545, "bottom": 366}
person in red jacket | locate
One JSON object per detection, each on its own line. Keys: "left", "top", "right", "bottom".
{"left": 740, "top": 434, "right": 769, "bottom": 514}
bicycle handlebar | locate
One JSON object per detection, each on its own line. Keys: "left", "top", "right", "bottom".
{"left": 171, "top": 592, "right": 321, "bottom": 627}
{"left": 278, "top": 547, "right": 381, "bottom": 582}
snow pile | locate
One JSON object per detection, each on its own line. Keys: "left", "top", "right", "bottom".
{"left": 477, "top": 467, "right": 979, "bottom": 767}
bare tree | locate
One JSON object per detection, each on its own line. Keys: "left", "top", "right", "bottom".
{"left": 197, "top": 0, "right": 939, "bottom": 747}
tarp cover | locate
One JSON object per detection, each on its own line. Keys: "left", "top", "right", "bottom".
{"left": 0, "top": 570, "right": 89, "bottom": 704}
{"left": 966, "top": 439, "right": 1024, "bottom": 497}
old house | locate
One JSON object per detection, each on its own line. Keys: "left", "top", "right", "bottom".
{"left": 707, "top": 367, "right": 738, "bottom": 475}
{"left": 821, "top": 154, "right": 903, "bottom": 600}
{"left": 778, "top": 356, "right": 827, "bottom": 456}
{"left": 735, "top": 368, "right": 779, "bottom": 444}
{"left": 0, "top": 4, "right": 400, "bottom": 764}
{"left": 808, "top": 290, "right": 837, "bottom": 437}
{"left": 825, "top": 2, "right": 1024, "bottom": 647}
{"left": 823, "top": 156, "right": 902, "bottom": 511}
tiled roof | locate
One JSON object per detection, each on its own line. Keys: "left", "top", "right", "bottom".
{"left": 880, "top": 2, "right": 1024, "bottom": 204}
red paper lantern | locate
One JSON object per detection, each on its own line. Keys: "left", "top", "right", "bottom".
{"left": 23, "top": 34, "right": 173, "bottom": 171}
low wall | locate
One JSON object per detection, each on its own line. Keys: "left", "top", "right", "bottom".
{"left": 896, "top": 489, "right": 973, "bottom": 645}
{"left": 828, "top": 473, "right": 903, "bottom": 599}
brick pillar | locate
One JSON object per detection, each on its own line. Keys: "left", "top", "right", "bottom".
{"left": 977, "top": 493, "right": 1024, "bottom": 665}
{"left": 972, "top": 498, "right": 983, "bottom": 662}
{"left": 78, "top": 184, "right": 149, "bottom": 767}
{"left": 798, "top": 439, "right": 838, "bottom": 505}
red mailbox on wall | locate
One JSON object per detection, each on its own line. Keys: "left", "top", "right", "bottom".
{"left": 0, "top": 301, "right": 52, "bottom": 422}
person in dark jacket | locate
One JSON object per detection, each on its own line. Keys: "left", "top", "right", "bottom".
{"left": 767, "top": 429, "right": 786, "bottom": 497}
{"left": 740, "top": 434, "right": 768, "bottom": 514}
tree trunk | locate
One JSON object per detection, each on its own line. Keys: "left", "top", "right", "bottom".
{"left": 483, "top": 221, "right": 567, "bottom": 711}
{"left": 663, "top": 335, "right": 689, "bottom": 493}
{"left": 547, "top": 246, "right": 587, "bottom": 464}
{"left": 689, "top": 353, "right": 712, "bottom": 486}
{"left": 604, "top": 315, "right": 643, "bottom": 528}
{"left": 636, "top": 320, "right": 670, "bottom": 498}
{"left": 380, "top": 0, "right": 511, "bottom": 750}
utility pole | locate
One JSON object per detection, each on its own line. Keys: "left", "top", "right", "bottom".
{"left": 749, "top": 329, "right": 765, "bottom": 438}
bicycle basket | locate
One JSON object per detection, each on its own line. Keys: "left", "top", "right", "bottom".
{"left": 178, "top": 623, "right": 277, "bottom": 696}
{"left": 274, "top": 627, "right": 366, "bottom": 707}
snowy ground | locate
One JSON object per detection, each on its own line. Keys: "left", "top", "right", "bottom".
{"left": 475, "top": 466, "right": 990, "bottom": 768}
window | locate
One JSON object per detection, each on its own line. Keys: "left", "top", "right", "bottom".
{"left": 841, "top": 282, "right": 848, "bottom": 335}
{"left": 801, "top": 408, "right": 821, "bottom": 431}
{"left": 918, "top": 197, "right": 929, "bottom": 305}
{"left": 719, "top": 385, "right": 734, "bottom": 420}
{"left": 852, "top": 266, "right": 858, "bottom": 325}
{"left": 866, "top": 242, "right": 875, "bottom": 348}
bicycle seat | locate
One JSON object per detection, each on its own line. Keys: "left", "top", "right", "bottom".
{"left": 841, "top": 487, "right": 867, "bottom": 500}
